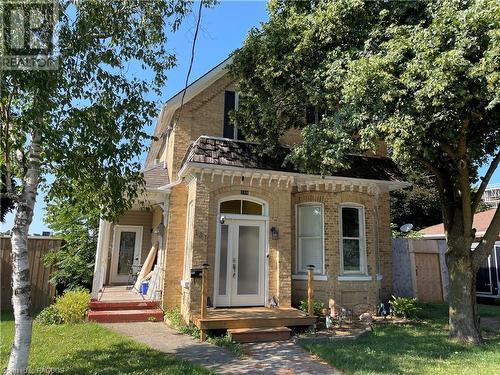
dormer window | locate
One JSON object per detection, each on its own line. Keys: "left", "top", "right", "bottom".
{"left": 224, "top": 91, "right": 245, "bottom": 140}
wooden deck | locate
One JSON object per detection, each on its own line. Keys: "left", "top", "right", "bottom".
{"left": 194, "top": 307, "right": 317, "bottom": 330}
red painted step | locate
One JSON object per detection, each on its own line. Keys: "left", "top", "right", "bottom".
{"left": 89, "top": 300, "right": 159, "bottom": 311}
{"left": 88, "top": 309, "right": 164, "bottom": 323}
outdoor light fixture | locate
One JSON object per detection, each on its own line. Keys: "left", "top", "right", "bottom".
{"left": 271, "top": 227, "right": 279, "bottom": 240}
{"left": 220, "top": 215, "right": 225, "bottom": 224}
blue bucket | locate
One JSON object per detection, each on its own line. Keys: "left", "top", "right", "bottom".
{"left": 141, "top": 281, "right": 149, "bottom": 295}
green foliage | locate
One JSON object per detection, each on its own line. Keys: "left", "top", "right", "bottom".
{"left": 389, "top": 296, "right": 421, "bottom": 319}
{"left": 35, "top": 305, "right": 62, "bottom": 325}
{"left": 207, "top": 333, "right": 244, "bottom": 358}
{"left": 300, "top": 303, "right": 500, "bottom": 375}
{"left": 1, "top": 312, "right": 211, "bottom": 374}
{"left": 231, "top": 0, "right": 500, "bottom": 339}
{"left": 164, "top": 307, "right": 243, "bottom": 357}
{"left": 164, "top": 307, "right": 200, "bottom": 338}
{"left": 43, "top": 198, "right": 99, "bottom": 291}
{"left": 54, "top": 289, "right": 91, "bottom": 324}
{"left": 299, "top": 299, "right": 325, "bottom": 316}
{"left": 390, "top": 179, "right": 444, "bottom": 231}
{"left": 2, "top": 0, "right": 213, "bottom": 227}
{"left": 391, "top": 223, "right": 423, "bottom": 239}
{"left": 232, "top": 0, "right": 499, "bottom": 178}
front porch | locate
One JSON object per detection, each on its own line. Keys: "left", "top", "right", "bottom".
{"left": 89, "top": 285, "right": 163, "bottom": 323}
{"left": 193, "top": 307, "right": 316, "bottom": 330}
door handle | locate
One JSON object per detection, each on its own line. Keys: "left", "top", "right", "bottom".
{"left": 232, "top": 258, "right": 236, "bottom": 278}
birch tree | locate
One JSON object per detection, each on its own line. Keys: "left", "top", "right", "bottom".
{"left": 231, "top": 0, "right": 500, "bottom": 343}
{"left": 0, "top": 1, "right": 209, "bottom": 372}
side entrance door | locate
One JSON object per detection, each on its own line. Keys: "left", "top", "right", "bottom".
{"left": 476, "top": 245, "right": 499, "bottom": 296}
{"left": 110, "top": 226, "right": 143, "bottom": 284}
{"left": 215, "top": 219, "right": 266, "bottom": 307}
{"left": 414, "top": 253, "right": 443, "bottom": 303}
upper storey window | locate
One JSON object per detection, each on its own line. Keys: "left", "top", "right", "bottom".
{"left": 224, "top": 91, "right": 245, "bottom": 140}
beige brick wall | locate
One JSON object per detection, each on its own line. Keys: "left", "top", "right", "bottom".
{"left": 178, "top": 175, "right": 294, "bottom": 322}
{"left": 290, "top": 186, "right": 392, "bottom": 310}
{"left": 144, "top": 69, "right": 394, "bottom": 319}
{"left": 162, "top": 183, "right": 188, "bottom": 310}
{"left": 159, "top": 74, "right": 304, "bottom": 180}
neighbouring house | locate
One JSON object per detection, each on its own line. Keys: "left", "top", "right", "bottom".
{"left": 89, "top": 58, "right": 408, "bottom": 332}
{"left": 420, "top": 208, "right": 500, "bottom": 299}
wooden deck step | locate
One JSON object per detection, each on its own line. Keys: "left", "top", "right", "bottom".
{"left": 88, "top": 309, "right": 164, "bottom": 323}
{"left": 228, "top": 327, "right": 291, "bottom": 343}
{"left": 195, "top": 307, "right": 317, "bottom": 330}
{"left": 89, "top": 300, "right": 159, "bottom": 311}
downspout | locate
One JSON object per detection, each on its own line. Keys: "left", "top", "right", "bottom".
{"left": 373, "top": 190, "right": 383, "bottom": 302}
{"left": 91, "top": 218, "right": 111, "bottom": 299}
{"left": 156, "top": 192, "right": 171, "bottom": 302}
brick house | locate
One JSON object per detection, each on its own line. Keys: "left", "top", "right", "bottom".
{"left": 90, "top": 58, "right": 408, "bottom": 329}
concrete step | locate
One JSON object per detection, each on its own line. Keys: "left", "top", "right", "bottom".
{"left": 228, "top": 326, "right": 291, "bottom": 343}
{"left": 88, "top": 309, "right": 164, "bottom": 323}
{"left": 89, "top": 300, "right": 159, "bottom": 311}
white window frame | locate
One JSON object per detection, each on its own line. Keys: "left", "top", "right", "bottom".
{"left": 339, "top": 203, "right": 367, "bottom": 275}
{"left": 295, "top": 202, "right": 325, "bottom": 275}
{"left": 182, "top": 201, "right": 195, "bottom": 287}
{"left": 232, "top": 91, "right": 242, "bottom": 140}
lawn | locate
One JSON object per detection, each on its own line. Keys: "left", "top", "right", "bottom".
{"left": 0, "top": 312, "right": 211, "bottom": 374}
{"left": 300, "top": 303, "right": 500, "bottom": 375}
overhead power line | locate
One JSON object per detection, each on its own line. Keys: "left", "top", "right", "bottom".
{"left": 172, "top": 0, "right": 203, "bottom": 130}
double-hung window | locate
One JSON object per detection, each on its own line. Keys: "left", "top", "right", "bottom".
{"left": 223, "top": 91, "right": 245, "bottom": 140}
{"left": 296, "top": 203, "right": 324, "bottom": 274}
{"left": 340, "top": 205, "right": 366, "bottom": 274}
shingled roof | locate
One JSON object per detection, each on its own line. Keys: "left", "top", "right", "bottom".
{"left": 182, "top": 136, "right": 405, "bottom": 183}
{"left": 142, "top": 164, "right": 169, "bottom": 189}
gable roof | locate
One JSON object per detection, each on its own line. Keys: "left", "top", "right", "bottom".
{"left": 145, "top": 57, "right": 233, "bottom": 168}
{"left": 165, "top": 57, "right": 233, "bottom": 111}
{"left": 181, "top": 136, "right": 406, "bottom": 183}
{"left": 142, "top": 164, "right": 169, "bottom": 190}
{"left": 421, "top": 208, "right": 498, "bottom": 238}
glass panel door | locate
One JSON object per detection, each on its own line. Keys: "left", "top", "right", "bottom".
{"left": 236, "top": 226, "right": 260, "bottom": 295}
{"left": 110, "top": 226, "right": 142, "bottom": 284}
{"left": 215, "top": 219, "right": 265, "bottom": 307}
{"left": 218, "top": 225, "right": 229, "bottom": 296}
{"left": 118, "top": 231, "right": 137, "bottom": 275}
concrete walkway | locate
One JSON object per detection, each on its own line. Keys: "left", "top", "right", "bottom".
{"left": 103, "top": 322, "right": 342, "bottom": 374}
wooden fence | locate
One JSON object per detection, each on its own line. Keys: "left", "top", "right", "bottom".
{"left": 1, "top": 236, "right": 63, "bottom": 311}
{"left": 392, "top": 238, "right": 448, "bottom": 303}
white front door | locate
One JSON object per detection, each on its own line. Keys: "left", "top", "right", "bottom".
{"left": 215, "top": 219, "right": 266, "bottom": 306}
{"left": 110, "top": 226, "right": 143, "bottom": 284}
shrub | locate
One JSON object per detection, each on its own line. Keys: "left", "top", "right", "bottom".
{"left": 389, "top": 296, "right": 421, "bottom": 319}
{"left": 208, "top": 333, "right": 244, "bottom": 358}
{"left": 299, "top": 299, "right": 325, "bottom": 316}
{"left": 164, "top": 307, "right": 200, "bottom": 338}
{"left": 54, "top": 288, "right": 91, "bottom": 323}
{"left": 36, "top": 305, "right": 62, "bottom": 325}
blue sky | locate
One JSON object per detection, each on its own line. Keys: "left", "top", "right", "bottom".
{"left": 2, "top": 0, "right": 269, "bottom": 234}
{"left": 2, "top": 0, "right": 499, "bottom": 234}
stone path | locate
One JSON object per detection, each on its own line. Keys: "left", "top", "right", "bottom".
{"left": 103, "top": 322, "right": 342, "bottom": 374}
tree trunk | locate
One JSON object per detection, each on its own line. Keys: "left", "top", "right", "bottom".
{"left": 5, "top": 132, "right": 41, "bottom": 374}
{"left": 446, "top": 244, "right": 482, "bottom": 344}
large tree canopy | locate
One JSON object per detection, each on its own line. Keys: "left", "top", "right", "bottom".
{"left": 231, "top": 0, "right": 500, "bottom": 344}
{"left": 0, "top": 1, "right": 211, "bottom": 372}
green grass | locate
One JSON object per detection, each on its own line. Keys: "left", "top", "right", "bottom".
{"left": 1, "top": 312, "right": 211, "bottom": 374}
{"left": 300, "top": 303, "right": 500, "bottom": 375}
